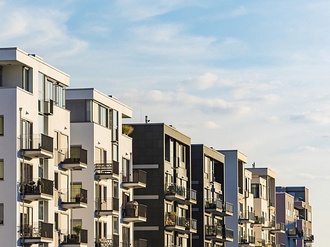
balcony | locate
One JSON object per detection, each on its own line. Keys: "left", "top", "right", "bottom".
{"left": 38, "top": 99, "right": 54, "bottom": 116}
{"left": 270, "top": 223, "right": 286, "bottom": 233}
{"left": 94, "top": 161, "right": 119, "bottom": 180}
{"left": 19, "top": 222, "right": 53, "bottom": 244}
{"left": 95, "top": 237, "right": 120, "bottom": 247}
{"left": 95, "top": 197, "right": 119, "bottom": 217}
{"left": 20, "top": 178, "right": 53, "bottom": 201}
{"left": 205, "top": 225, "right": 223, "bottom": 241}
{"left": 262, "top": 219, "right": 276, "bottom": 229}
{"left": 254, "top": 216, "right": 265, "bottom": 225}
{"left": 185, "top": 188, "right": 197, "bottom": 204}
{"left": 205, "top": 198, "right": 223, "bottom": 215}
{"left": 164, "top": 183, "right": 186, "bottom": 203}
{"left": 61, "top": 147, "right": 88, "bottom": 170}
{"left": 61, "top": 229, "right": 88, "bottom": 247}
{"left": 134, "top": 239, "right": 147, "bottom": 247}
{"left": 122, "top": 201, "right": 147, "bottom": 223}
{"left": 239, "top": 211, "right": 255, "bottom": 224}
{"left": 223, "top": 227, "right": 234, "bottom": 242}
{"left": 239, "top": 235, "right": 255, "bottom": 246}
{"left": 20, "top": 134, "right": 53, "bottom": 159}
{"left": 122, "top": 170, "right": 147, "bottom": 189}
{"left": 304, "top": 235, "right": 314, "bottom": 243}
{"left": 220, "top": 201, "right": 234, "bottom": 216}
{"left": 165, "top": 212, "right": 186, "bottom": 232}
{"left": 185, "top": 218, "right": 197, "bottom": 234}
{"left": 61, "top": 188, "right": 88, "bottom": 210}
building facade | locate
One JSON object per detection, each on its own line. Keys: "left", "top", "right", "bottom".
{"left": 276, "top": 186, "right": 314, "bottom": 247}
{"left": 191, "top": 144, "right": 234, "bottom": 247}
{"left": 130, "top": 123, "right": 196, "bottom": 247}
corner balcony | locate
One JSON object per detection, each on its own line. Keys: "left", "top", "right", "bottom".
{"left": 205, "top": 225, "right": 223, "bottom": 241}
{"left": 239, "top": 235, "right": 255, "bottom": 246}
{"left": 20, "top": 134, "right": 53, "bottom": 159}
{"left": 61, "top": 147, "right": 87, "bottom": 170}
{"left": 270, "top": 223, "right": 286, "bottom": 234}
{"left": 185, "top": 188, "right": 197, "bottom": 205}
{"left": 262, "top": 219, "right": 275, "bottom": 229}
{"left": 223, "top": 227, "right": 234, "bottom": 242}
{"left": 61, "top": 188, "right": 88, "bottom": 210}
{"left": 184, "top": 218, "right": 197, "bottom": 234}
{"left": 254, "top": 216, "right": 265, "bottom": 225}
{"left": 239, "top": 211, "right": 255, "bottom": 224}
{"left": 165, "top": 212, "right": 186, "bottom": 232}
{"left": 61, "top": 229, "right": 88, "bottom": 247}
{"left": 220, "top": 201, "right": 234, "bottom": 216}
{"left": 94, "top": 161, "right": 119, "bottom": 180}
{"left": 122, "top": 201, "right": 147, "bottom": 223}
{"left": 122, "top": 170, "right": 147, "bottom": 189}
{"left": 19, "top": 222, "right": 53, "bottom": 244}
{"left": 95, "top": 197, "right": 119, "bottom": 217}
{"left": 164, "top": 183, "right": 186, "bottom": 203}
{"left": 20, "top": 178, "right": 53, "bottom": 201}
{"left": 205, "top": 198, "right": 223, "bottom": 215}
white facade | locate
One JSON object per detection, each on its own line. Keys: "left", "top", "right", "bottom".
{"left": 0, "top": 47, "right": 72, "bottom": 246}
{"left": 66, "top": 88, "right": 146, "bottom": 247}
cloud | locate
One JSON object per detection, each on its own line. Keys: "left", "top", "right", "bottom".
{"left": 289, "top": 108, "right": 330, "bottom": 125}
{"left": 180, "top": 73, "right": 218, "bottom": 90}
{"left": 204, "top": 121, "right": 220, "bottom": 130}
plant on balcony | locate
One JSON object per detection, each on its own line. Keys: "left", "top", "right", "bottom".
{"left": 73, "top": 224, "right": 82, "bottom": 236}
{"left": 165, "top": 212, "right": 176, "bottom": 226}
{"left": 122, "top": 125, "right": 134, "bottom": 135}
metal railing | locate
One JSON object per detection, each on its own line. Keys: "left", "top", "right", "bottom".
{"left": 205, "top": 225, "right": 222, "bottom": 236}
{"left": 223, "top": 201, "right": 234, "bottom": 214}
{"left": 21, "top": 178, "right": 53, "bottom": 196}
{"left": 95, "top": 161, "right": 119, "bottom": 175}
{"left": 20, "top": 134, "right": 53, "bottom": 153}
{"left": 185, "top": 218, "right": 197, "bottom": 231}
{"left": 69, "top": 188, "right": 88, "bottom": 204}
{"left": 165, "top": 183, "right": 186, "bottom": 197}
{"left": 63, "top": 229, "right": 88, "bottom": 244}
{"left": 205, "top": 198, "right": 223, "bottom": 210}
{"left": 62, "top": 146, "right": 88, "bottom": 164}
{"left": 186, "top": 188, "right": 197, "bottom": 201}
{"left": 95, "top": 197, "right": 119, "bottom": 211}
{"left": 123, "top": 202, "right": 147, "bottom": 218}
{"left": 239, "top": 211, "right": 255, "bottom": 221}
{"left": 134, "top": 239, "right": 147, "bottom": 247}
{"left": 20, "top": 222, "right": 53, "bottom": 239}
{"left": 254, "top": 215, "right": 265, "bottom": 224}
{"left": 122, "top": 170, "right": 147, "bottom": 184}
{"left": 165, "top": 212, "right": 186, "bottom": 227}
{"left": 240, "top": 235, "right": 255, "bottom": 244}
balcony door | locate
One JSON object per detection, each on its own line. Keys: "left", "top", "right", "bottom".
{"left": 21, "top": 120, "right": 32, "bottom": 149}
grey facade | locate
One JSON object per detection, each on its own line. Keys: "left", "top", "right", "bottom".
{"left": 130, "top": 123, "right": 195, "bottom": 247}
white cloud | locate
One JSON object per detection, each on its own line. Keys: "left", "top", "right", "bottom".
{"left": 204, "top": 121, "right": 220, "bottom": 130}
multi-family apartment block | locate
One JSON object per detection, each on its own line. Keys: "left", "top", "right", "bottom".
{"left": 66, "top": 88, "right": 147, "bottom": 247}
{"left": 191, "top": 144, "right": 234, "bottom": 247}
{"left": 0, "top": 47, "right": 76, "bottom": 246}
{"left": 130, "top": 123, "right": 196, "bottom": 247}
{"left": 276, "top": 186, "right": 314, "bottom": 247}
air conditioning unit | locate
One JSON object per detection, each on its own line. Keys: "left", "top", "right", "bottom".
{"left": 44, "top": 100, "right": 54, "bottom": 115}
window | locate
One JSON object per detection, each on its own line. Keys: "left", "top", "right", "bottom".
{"left": 21, "top": 120, "right": 33, "bottom": 149}
{"left": 22, "top": 67, "right": 32, "bottom": 92}
{"left": 113, "top": 217, "right": 119, "bottom": 234}
{"left": 0, "top": 160, "right": 3, "bottom": 180}
{"left": 113, "top": 181, "right": 119, "bottom": 198}
{"left": 39, "top": 201, "right": 44, "bottom": 221}
{"left": 98, "top": 105, "right": 109, "bottom": 127}
{"left": 0, "top": 203, "right": 3, "bottom": 224}
{"left": 54, "top": 213, "right": 58, "bottom": 231}
{"left": 20, "top": 163, "right": 33, "bottom": 183}
{"left": 0, "top": 116, "right": 3, "bottom": 135}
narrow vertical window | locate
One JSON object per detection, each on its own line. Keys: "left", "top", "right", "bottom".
{"left": 0, "top": 159, "right": 4, "bottom": 180}
{"left": 0, "top": 203, "right": 3, "bottom": 224}
{"left": 22, "top": 67, "right": 32, "bottom": 92}
{"left": 0, "top": 116, "right": 3, "bottom": 136}
{"left": 113, "top": 216, "right": 119, "bottom": 234}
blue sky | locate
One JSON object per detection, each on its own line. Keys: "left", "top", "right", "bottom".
{"left": 1, "top": 0, "right": 329, "bottom": 244}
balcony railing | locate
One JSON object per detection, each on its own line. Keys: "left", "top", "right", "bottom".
{"left": 62, "top": 229, "right": 88, "bottom": 244}
{"left": 61, "top": 187, "right": 88, "bottom": 209}
{"left": 222, "top": 201, "right": 234, "bottom": 216}
{"left": 123, "top": 202, "right": 147, "bottom": 222}
{"left": 205, "top": 198, "right": 223, "bottom": 213}
{"left": 240, "top": 235, "right": 255, "bottom": 244}
{"left": 271, "top": 223, "right": 286, "bottom": 233}
{"left": 122, "top": 170, "right": 147, "bottom": 189}
{"left": 223, "top": 227, "right": 234, "bottom": 240}
{"left": 20, "top": 134, "right": 53, "bottom": 159}
{"left": 70, "top": 188, "right": 88, "bottom": 204}
{"left": 61, "top": 146, "right": 88, "bottom": 169}
{"left": 20, "top": 178, "right": 53, "bottom": 200}
{"left": 20, "top": 222, "right": 53, "bottom": 240}
{"left": 239, "top": 211, "right": 255, "bottom": 222}
{"left": 164, "top": 183, "right": 186, "bottom": 203}
{"left": 134, "top": 238, "right": 147, "bottom": 247}
{"left": 165, "top": 212, "right": 186, "bottom": 228}
{"left": 95, "top": 197, "right": 119, "bottom": 216}
{"left": 185, "top": 218, "right": 197, "bottom": 232}
{"left": 185, "top": 188, "right": 197, "bottom": 204}
{"left": 205, "top": 225, "right": 222, "bottom": 236}
{"left": 305, "top": 235, "right": 314, "bottom": 243}
{"left": 94, "top": 161, "right": 119, "bottom": 179}
{"left": 254, "top": 215, "right": 265, "bottom": 224}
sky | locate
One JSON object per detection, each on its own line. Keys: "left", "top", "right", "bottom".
{"left": 1, "top": 0, "right": 329, "bottom": 244}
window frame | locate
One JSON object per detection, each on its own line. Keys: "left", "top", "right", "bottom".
{"left": 0, "top": 159, "right": 3, "bottom": 180}
{"left": 0, "top": 115, "right": 3, "bottom": 136}
{"left": 0, "top": 203, "right": 3, "bottom": 225}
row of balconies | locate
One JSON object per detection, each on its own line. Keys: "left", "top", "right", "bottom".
{"left": 164, "top": 183, "right": 197, "bottom": 205}
{"left": 205, "top": 225, "right": 234, "bottom": 242}
{"left": 164, "top": 212, "right": 197, "bottom": 234}
{"left": 205, "top": 199, "right": 234, "bottom": 216}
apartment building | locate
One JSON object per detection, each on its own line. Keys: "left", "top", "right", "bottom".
{"left": 276, "top": 186, "right": 314, "bottom": 247}
{"left": 130, "top": 123, "right": 195, "bottom": 247}
{"left": 218, "top": 150, "right": 255, "bottom": 247}
{"left": 191, "top": 144, "right": 234, "bottom": 247}
{"left": 247, "top": 167, "right": 285, "bottom": 247}
{"left": 0, "top": 47, "right": 78, "bottom": 246}
{"left": 66, "top": 88, "right": 147, "bottom": 247}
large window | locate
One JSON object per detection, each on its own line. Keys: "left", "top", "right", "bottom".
{"left": 0, "top": 203, "right": 3, "bottom": 224}
{"left": 0, "top": 159, "right": 3, "bottom": 180}
{"left": 22, "top": 67, "right": 32, "bottom": 92}
{"left": 0, "top": 116, "right": 3, "bottom": 136}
